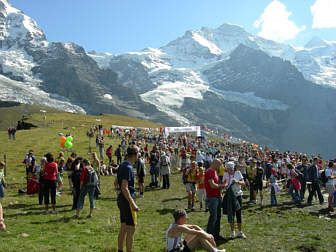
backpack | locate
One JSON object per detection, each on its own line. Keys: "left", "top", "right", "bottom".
{"left": 115, "top": 148, "right": 121, "bottom": 156}
{"left": 161, "top": 155, "right": 168, "bottom": 167}
{"left": 320, "top": 170, "right": 328, "bottom": 186}
{"left": 86, "top": 168, "right": 99, "bottom": 187}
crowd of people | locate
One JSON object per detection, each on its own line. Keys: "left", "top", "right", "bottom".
{"left": 1, "top": 125, "right": 335, "bottom": 252}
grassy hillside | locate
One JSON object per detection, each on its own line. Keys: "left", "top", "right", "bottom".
{"left": 0, "top": 109, "right": 335, "bottom": 252}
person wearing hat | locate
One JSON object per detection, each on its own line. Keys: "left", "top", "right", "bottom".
{"left": 116, "top": 146, "right": 140, "bottom": 252}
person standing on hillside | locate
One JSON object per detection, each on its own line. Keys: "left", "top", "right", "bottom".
{"left": 325, "top": 161, "right": 336, "bottom": 211}
{"left": 73, "top": 159, "right": 98, "bottom": 219}
{"left": 115, "top": 145, "right": 122, "bottom": 165}
{"left": 205, "top": 159, "right": 225, "bottom": 241}
{"left": 135, "top": 152, "right": 146, "bottom": 198}
{"left": 7, "top": 128, "right": 12, "bottom": 140}
{"left": 24, "top": 150, "right": 36, "bottom": 181}
{"left": 106, "top": 145, "right": 113, "bottom": 165}
{"left": 160, "top": 151, "right": 171, "bottom": 189}
{"left": 43, "top": 153, "right": 58, "bottom": 214}
{"left": 11, "top": 127, "right": 16, "bottom": 140}
{"left": 307, "top": 158, "right": 324, "bottom": 205}
{"left": 116, "top": 146, "right": 140, "bottom": 252}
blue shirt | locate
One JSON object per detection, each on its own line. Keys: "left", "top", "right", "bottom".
{"left": 117, "top": 160, "right": 135, "bottom": 197}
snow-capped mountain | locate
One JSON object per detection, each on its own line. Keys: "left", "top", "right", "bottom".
{"left": 88, "top": 23, "right": 336, "bottom": 157}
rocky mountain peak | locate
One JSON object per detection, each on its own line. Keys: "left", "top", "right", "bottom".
{"left": 305, "top": 36, "right": 328, "bottom": 49}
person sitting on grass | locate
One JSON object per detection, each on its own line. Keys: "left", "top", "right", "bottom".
{"left": 166, "top": 209, "right": 226, "bottom": 252}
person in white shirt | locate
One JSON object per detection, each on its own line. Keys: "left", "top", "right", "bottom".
{"left": 223, "top": 161, "right": 247, "bottom": 240}
{"left": 325, "top": 161, "right": 336, "bottom": 211}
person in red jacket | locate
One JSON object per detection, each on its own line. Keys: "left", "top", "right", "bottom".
{"left": 43, "top": 153, "right": 58, "bottom": 214}
{"left": 106, "top": 145, "right": 113, "bottom": 165}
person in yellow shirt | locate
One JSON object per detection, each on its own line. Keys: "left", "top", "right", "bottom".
{"left": 185, "top": 161, "right": 198, "bottom": 210}
{"left": 218, "top": 160, "right": 225, "bottom": 184}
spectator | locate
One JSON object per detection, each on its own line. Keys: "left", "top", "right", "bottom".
{"left": 196, "top": 166, "right": 206, "bottom": 211}
{"left": 116, "top": 146, "right": 139, "bottom": 252}
{"left": 135, "top": 152, "right": 146, "bottom": 197}
{"left": 204, "top": 159, "right": 225, "bottom": 241}
{"left": 37, "top": 157, "right": 46, "bottom": 205}
{"left": 7, "top": 128, "right": 12, "bottom": 140}
{"left": 24, "top": 150, "right": 36, "bottom": 181}
{"left": 325, "top": 161, "right": 336, "bottom": 211}
{"left": 160, "top": 151, "right": 171, "bottom": 189}
{"left": 70, "top": 157, "right": 83, "bottom": 210}
{"left": 166, "top": 209, "right": 226, "bottom": 252}
{"left": 106, "top": 145, "right": 113, "bottom": 165}
{"left": 115, "top": 145, "right": 122, "bottom": 165}
{"left": 43, "top": 153, "right": 58, "bottom": 214}
{"left": 11, "top": 127, "right": 16, "bottom": 140}
{"left": 307, "top": 158, "right": 324, "bottom": 205}
{"left": 223, "top": 161, "right": 246, "bottom": 239}
{"left": 73, "top": 159, "right": 98, "bottom": 219}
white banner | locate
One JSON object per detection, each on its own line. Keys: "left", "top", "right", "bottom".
{"left": 165, "top": 126, "right": 201, "bottom": 137}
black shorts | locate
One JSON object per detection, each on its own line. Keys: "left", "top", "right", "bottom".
{"left": 138, "top": 176, "right": 144, "bottom": 183}
{"left": 117, "top": 195, "right": 135, "bottom": 226}
{"left": 253, "top": 182, "right": 263, "bottom": 192}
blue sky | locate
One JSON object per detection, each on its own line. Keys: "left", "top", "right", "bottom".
{"left": 9, "top": 0, "right": 336, "bottom": 54}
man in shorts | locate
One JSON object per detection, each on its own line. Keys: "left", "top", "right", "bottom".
{"left": 116, "top": 146, "right": 140, "bottom": 252}
{"left": 166, "top": 209, "right": 226, "bottom": 252}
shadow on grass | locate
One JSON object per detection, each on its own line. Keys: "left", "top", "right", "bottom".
{"left": 6, "top": 203, "right": 35, "bottom": 209}
{"left": 98, "top": 197, "right": 117, "bottom": 202}
{"left": 156, "top": 208, "right": 175, "bottom": 215}
{"left": 30, "top": 216, "right": 74, "bottom": 224}
{"left": 162, "top": 196, "right": 188, "bottom": 203}
{"left": 308, "top": 207, "right": 336, "bottom": 217}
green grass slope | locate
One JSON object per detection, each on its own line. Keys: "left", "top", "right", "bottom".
{"left": 0, "top": 110, "right": 334, "bottom": 252}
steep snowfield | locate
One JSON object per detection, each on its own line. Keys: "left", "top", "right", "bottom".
{"left": 0, "top": 75, "right": 85, "bottom": 113}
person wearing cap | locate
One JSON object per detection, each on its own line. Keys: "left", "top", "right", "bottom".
{"left": 166, "top": 209, "right": 226, "bottom": 252}
{"left": 116, "top": 146, "right": 140, "bottom": 252}
{"left": 223, "top": 161, "right": 246, "bottom": 239}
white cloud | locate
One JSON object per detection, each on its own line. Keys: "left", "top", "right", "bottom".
{"left": 254, "top": 0, "right": 306, "bottom": 42}
{"left": 311, "top": 0, "right": 336, "bottom": 29}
